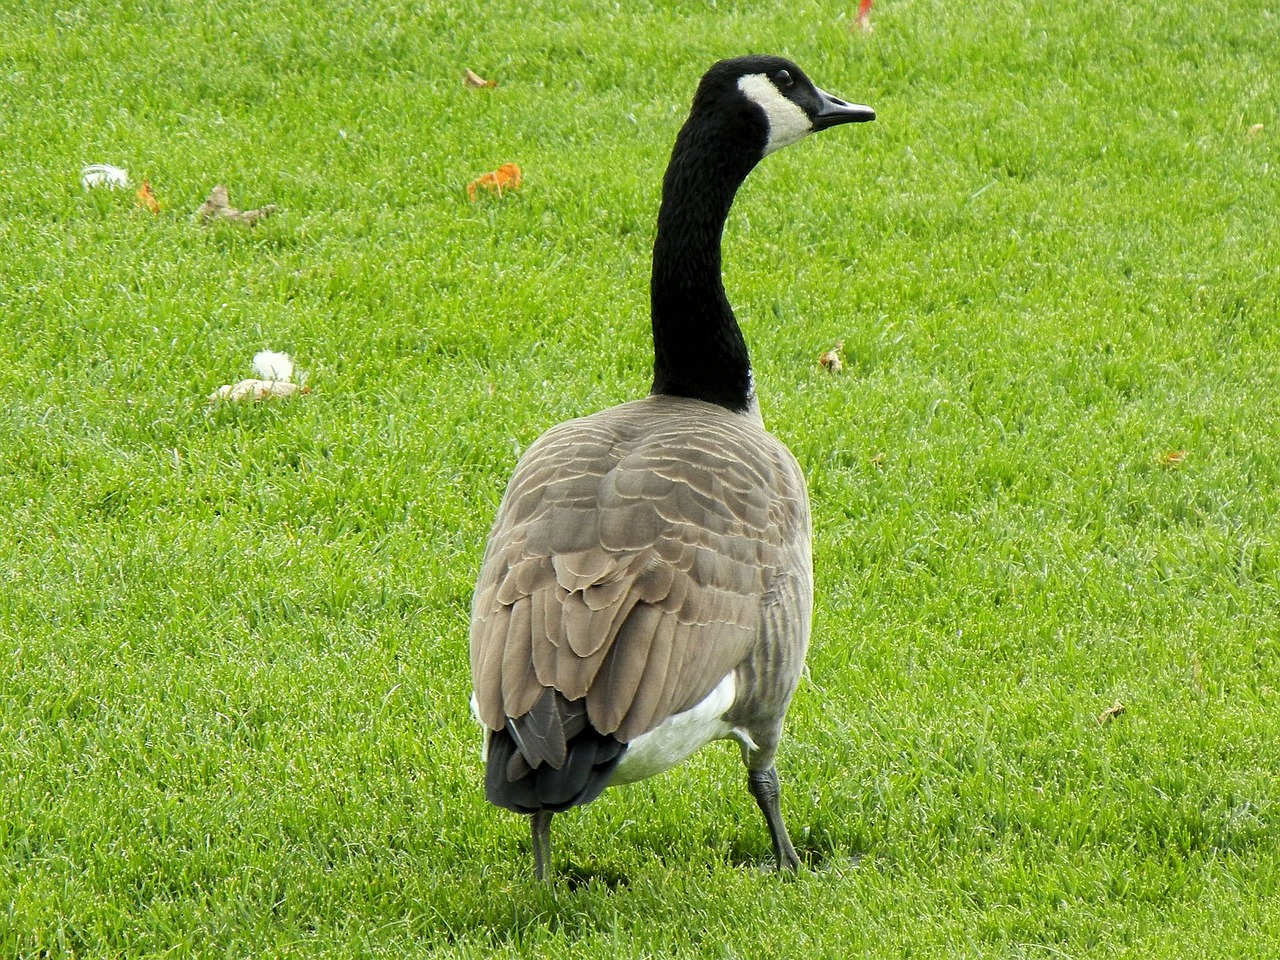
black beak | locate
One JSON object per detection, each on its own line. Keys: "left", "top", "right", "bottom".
{"left": 813, "top": 87, "right": 876, "bottom": 129}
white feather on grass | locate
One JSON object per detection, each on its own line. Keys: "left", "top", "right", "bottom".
{"left": 81, "top": 164, "right": 130, "bottom": 189}
{"left": 252, "top": 350, "right": 294, "bottom": 382}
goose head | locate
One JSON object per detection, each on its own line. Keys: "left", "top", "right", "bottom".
{"left": 682, "top": 55, "right": 875, "bottom": 171}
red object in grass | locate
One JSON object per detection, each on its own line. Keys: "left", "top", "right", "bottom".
{"left": 856, "top": 0, "right": 874, "bottom": 31}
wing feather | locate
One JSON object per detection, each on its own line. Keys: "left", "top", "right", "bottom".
{"left": 500, "top": 597, "right": 538, "bottom": 718}
{"left": 615, "top": 607, "right": 678, "bottom": 739}
{"left": 589, "top": 603, "right": 665, "bottom": 734}
{"left": 473, "top": 602, "right": 509, "bottom": 725}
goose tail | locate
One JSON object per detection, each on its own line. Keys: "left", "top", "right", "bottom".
{"left": 484, "top": 689, "right": 626, "bottom": 813}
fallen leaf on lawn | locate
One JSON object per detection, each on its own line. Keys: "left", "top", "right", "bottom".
{"left": 467, "top": 162, "right": 522, "bottom": 201}
{"left": 1097, "top": 701, "right": 1126, "bottom": 724}
{"left": 854, "top": 0, "right": 874, "bottom": 32}
{"left": 1158, "top": 449, "right": 1187, "bottom": 467}
{"left": 81, "top": 163, "right": 129, "bottom": 189}
{"left": 464, "top": 68, "right": 498, "bottom": 88}
{"left": 1248, "top": 123, "right": 1264, "bottom": 139}
{"left": 196, "top": 185, "right": 278, "bottom": 226}
{"left": 819, "top": 339, "right": 845, "bottom": 373}
{"left": 136, "top": 180, "right": 161, "bottom": 213}
{"left": 210, "top": 379, "right": 306, "bottom": 402}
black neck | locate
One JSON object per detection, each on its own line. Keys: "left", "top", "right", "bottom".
{"left": 649, "top": 110, "right": 762, "bottom": 412}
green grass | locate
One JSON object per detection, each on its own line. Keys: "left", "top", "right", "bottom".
{"left": 2, "top": 0, "right": 1279, "bottom": 956}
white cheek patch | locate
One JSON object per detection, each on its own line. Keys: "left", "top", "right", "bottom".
{"left": 737, "top": 73, "right": 812, "bottom": 155}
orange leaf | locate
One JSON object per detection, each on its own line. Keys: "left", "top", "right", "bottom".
{"left": 854, "top": 0, "right": 874, "bottom": 32}
{"left": 467, "top": 162, "right": 523, "bottom": 201}
{"left": 136, "top": 179, "right": 160, "bottom": 214}
{"left": 1159, "top": 450, "right": 1187, "bottom": 467}
{"left": 464, "top": 68, "right": 498, "bottom": 89}
{"left": 819, "top": 339, "right": 845, "bottom": 373}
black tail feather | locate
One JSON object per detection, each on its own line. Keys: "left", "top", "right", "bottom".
{"left": 485, "top": 694, "right": 625, "bottom": 814}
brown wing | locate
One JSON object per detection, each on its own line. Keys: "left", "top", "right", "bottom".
{"left": 471, "top": 395, "right": 808, "bottom": 744}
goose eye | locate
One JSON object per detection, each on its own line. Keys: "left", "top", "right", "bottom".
{"left": 775, "top": 69, "right": 793, "bottom": 89}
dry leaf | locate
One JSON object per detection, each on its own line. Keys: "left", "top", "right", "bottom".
{"left": 1248, "top": 123, "right": 1264, "bottom": 139}
{"left": 196, "top": 185, "right": 230, "bottom": 220}
{"left": 136, "top": 179, "right": 160, "bottom": 214}
{"left": 819, "top": 339, "right": 845, "bottom": 373}
{"left": 464, "top": 68, "right": 498, "bottom": 89}
{"left": 854, "top": 0, "right": 874, "bottom": 32}
{"left": 1159, "top": 449, "right": 1187, "bottom": 467}
{"left": 210, "top": 379, "right": 305, "bottom": 402}
{"left": 196, "top": 185, "right": 277, "bottom": 226}
{"left": 1097, "top": 701, "right": 1126, "bottom": 724}
{"left": 81, "top": 163, "right": 129, "bottom": 189}
{"left": 467, "top": 162, "right": 522, "bottom": 201}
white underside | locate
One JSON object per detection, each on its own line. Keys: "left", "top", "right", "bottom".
{"left": 609, "top": 673, "right": 755, "bottom": 785}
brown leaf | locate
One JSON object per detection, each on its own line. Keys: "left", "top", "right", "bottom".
{"left": 136, "top": 179, "right": 161, "bottom": 214}
{"left": 196, "top": 185, "right": 230, "bottom": 220}
{"left": 1248, "top": 123, "right": 1264, "bottom": 139}
{"left": 196, "top": 185, "right": 277, "bottom": 226}
{"left": 819, "top": 339, "right": 845, "bottom": 374}
{"left": 1158, "top": 449, "right": 1187, "bottom": 468}
{"left": 464, "top": 68, "right": 498, "bottom": 89}
{"left": 1097, "top": 701, "right": 1126, "bottom": 724}
{"left": 467, "top": 162, "right": 523, "bottom": 201}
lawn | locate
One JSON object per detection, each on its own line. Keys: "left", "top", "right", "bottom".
{"left": 2, "top": 0, "right": 1278, "bottom": 956}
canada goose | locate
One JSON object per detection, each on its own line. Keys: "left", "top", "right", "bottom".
{"left": 470, "top": 55, "right": 874, "bottom": 881}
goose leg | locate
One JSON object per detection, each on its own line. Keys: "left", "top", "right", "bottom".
{"left": 747, "top": 766, "right": 800, "bottom": 872}
{"left": 530, "top": 810, "right": 554, "bottom": 882}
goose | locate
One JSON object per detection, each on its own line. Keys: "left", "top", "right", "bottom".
{"left": 470, "top": 55, "right": 874, "bottom": 881}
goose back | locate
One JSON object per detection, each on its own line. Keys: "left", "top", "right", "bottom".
{"left": 470, "top": 394, "right": 812, "bottom": 753}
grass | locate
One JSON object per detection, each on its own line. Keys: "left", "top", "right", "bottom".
{"left": 2, "top": 0, "right": 1278, "bottom": 955}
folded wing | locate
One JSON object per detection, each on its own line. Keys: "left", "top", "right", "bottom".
{"left": 471, "top": 397, "right": 806, "bottom": 749}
